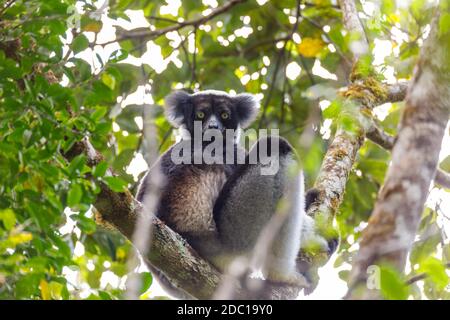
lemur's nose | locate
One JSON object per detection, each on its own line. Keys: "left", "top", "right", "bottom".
{"left": 206, "top": 116, "right": 220, "bottom": 129}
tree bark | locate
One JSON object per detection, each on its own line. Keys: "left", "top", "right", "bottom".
{"left": 346, "top": 6, "right": 450, "bottom": 299}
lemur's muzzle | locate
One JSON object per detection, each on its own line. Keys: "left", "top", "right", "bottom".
{"left": 205, "top": 115, "right": 223, "bottom": 131}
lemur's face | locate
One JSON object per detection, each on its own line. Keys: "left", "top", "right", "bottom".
{"left": 165, "top": 90, "right": 259, "bottom": 139}
{"left": 187, "top": 94, "right": 237, "bottom": 134}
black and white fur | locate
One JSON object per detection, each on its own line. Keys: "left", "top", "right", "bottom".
{"left": 136, "top": 90, "right": 336, "bottom": 298}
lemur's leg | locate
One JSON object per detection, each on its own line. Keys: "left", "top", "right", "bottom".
{"left": 213, "top": 136, "right": 305, "bottom": 284}
{"left": 264, "top": 171, "right": 306, "bottom": 284}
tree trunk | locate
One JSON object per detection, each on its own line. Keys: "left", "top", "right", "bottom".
{"left": 346, "top": 7, "right": 450, "bottom": 299}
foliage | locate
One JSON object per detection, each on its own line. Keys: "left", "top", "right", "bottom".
{"left": 0, "top": 0, "right": 448, "bottom": 300}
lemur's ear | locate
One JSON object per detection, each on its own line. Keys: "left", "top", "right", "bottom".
{"left": 233, "top": 93, "right": 260, "bottom": 128}
{"left": 165, "top": 90, "right": 191, "bottom": 128}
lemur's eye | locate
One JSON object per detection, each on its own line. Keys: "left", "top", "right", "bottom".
{"left": 196, "top": 111, "right": 205, "bottom": 119}
{"left": 221, "top": 112, "right": 229, "bottom": 120}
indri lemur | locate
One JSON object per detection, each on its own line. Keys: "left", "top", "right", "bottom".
{"left": 136, "top": 90, "right": 337, "bottom": 298}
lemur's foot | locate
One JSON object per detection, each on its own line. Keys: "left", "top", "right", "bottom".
{"left": 298, "top": 193, "right": 339, "bottom": 295}
{"left": 300, "top": 214, "right": 339, "bottom": 257}
{"left": 302, "top": 188, "right": 339, "bottom": 257}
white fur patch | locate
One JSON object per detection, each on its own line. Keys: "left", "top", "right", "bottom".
{"left": 192, "top": 90, "right": 232, "bottom": 97}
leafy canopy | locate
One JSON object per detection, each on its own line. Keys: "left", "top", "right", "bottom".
{"left": 0, "top": 0, "right": 448, "bottom": 299}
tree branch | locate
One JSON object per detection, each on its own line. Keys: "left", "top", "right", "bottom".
{"left": 98, "top": 0, "right": 247, "bottom": 46}
{"left": 366, "top": 123, "right": 450, "bottom": 189}
{"left": 337, "top": 0, "right": 369, "bottom": 59}
{"left": 346, "top": 5, "right": 450, "bottom": 299}
{"left": 0, "top": 0, "right": 16, "bottom": 17}
{"left": 384, "top": 82, "right": 409, "bottom": 104}
{"left": 365, "top": 123, "right": 395, "bottom": 150}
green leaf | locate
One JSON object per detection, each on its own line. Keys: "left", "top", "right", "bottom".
{"left": 439, "top": 13, "right": 450, "bottom": 36}
{"left": 93, "top": 161, "right": 109, "bottom": 178}
{"left": 102, "top": 72, "right": 116, "bottom": 90}
{"left": 81, "top": 16, "right": 103, "bottom": 33}
{"left": 15, "top": 274, "right": 41, "bottom": 299}
{"left": 0, "top": 208, "right": 16, "bottom": 230}
{"left": 418, "top": 257, "right": 449, "bottom": 290}
{"left": 439, "top": 155, "right": 450, "bottom": 173}
{"left": 140, "top": 272, "right": 153, "bottom": 294}
{"left": 98, "top": 290, "right": 113, "bottom": 300}
{"left": 71, "top": 34, "right": 90, "bottom": 53}
{"left": 108, "top": 49, "right": 129, "bottom": 63}
{"left": 67, "top": 154, "right": 87, "bottom": 178}
{"left": 48, "top": 281, "right": 64, "bottom": 300}
{"left": 380, "top": 266, "right": 409, "bottom": 300}
{"left": 323, "top": 100, "right": 342, "bottom": 119}
{"left": 67, "top": 183, "right": 83, "bottom": 207}
{"left": 91, "top": 107, "right": 108, "bottom": 122}
{"left": 338, "top": 270, "right": 350, "bottom": 281}
{"left": 72, "top": 214, "right": 96, "bottom": 234}
{"left": 410, "top": 223, "right": 442, "bottom": 265}
{"left": 103, "top": 176, "right": 128, "bottom": 192}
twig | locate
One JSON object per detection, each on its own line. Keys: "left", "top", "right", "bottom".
{"left": 337, "top": 0, "right": 369, "bottom": 59}
{"left": 0, "top": 0, "right": 16, "bottom": 17}
{"left": 365, "top": 123, "right": 396, "bottom": 150}
{"left": 191, "top": 27, "right": 198, "bottom": 86}
{"left": 259, "top": 0, "right": 302, "bottom": 128}
{"left": 213, "top": 36, "right": 292, "bottom": 58}
{"left": 97, "top": 0, "right": 247, "bottom": 46}
{"left": 298, "top": 55, "right": 315, "bottom": 85}
{"left": 258, "top": 46, "right": 285, "bottom": 128}
{"left": 301, "top": 1, "right": 340, "bottom": 9}
{"left": 158, "top": 127, "right": 173, "bottom": 152}
{"left": 366, "top": 123, "right": 450, "bottom": 190}
{"left": 406, "top": 263, "right": 450, "bottom": 285}
{"left": 435, "top": 170, "right": 450, "bottom": 190}
{"left": 177, "top": 30, "right": 192, "bottom": 77}
{"left": 280, "top": 62, "right": 289, "bottom": 123}
{"left": 146, "top": 16, "right": 179, "bottom": 24}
